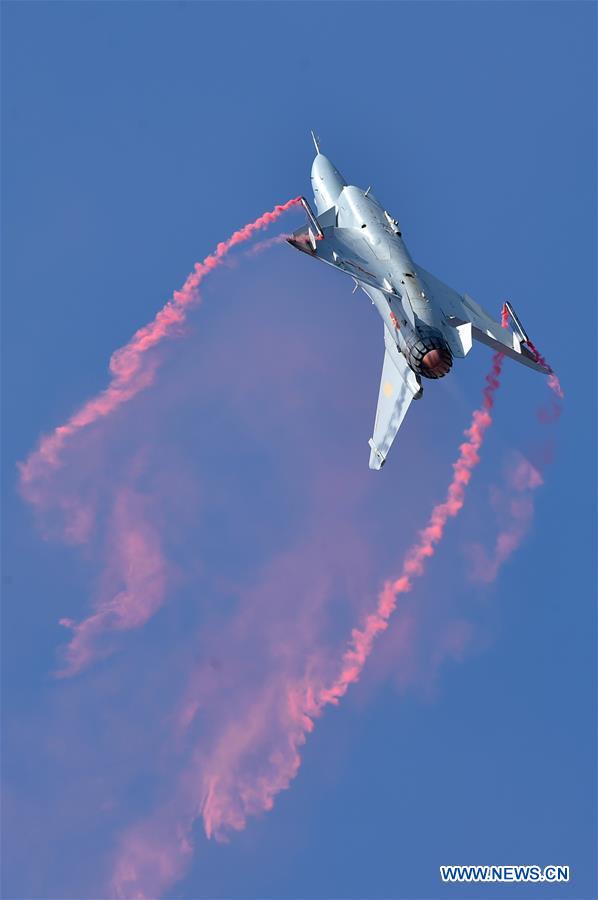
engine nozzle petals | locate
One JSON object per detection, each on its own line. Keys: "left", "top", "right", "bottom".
{"left": 422, "top": 348, "right": 452, "bottom": 378}
{"left": 406, "top": 329, "right": 453, "bottom": 379}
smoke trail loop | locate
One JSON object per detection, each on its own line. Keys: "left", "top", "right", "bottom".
{"left": 18, "top": 197, "right": 303, "bottom": 676}
{"left": 19, "top": 198, "right": 302, "bottom": 497}
{"left": 113, "top": 299, "right": 570, "bottom": 892}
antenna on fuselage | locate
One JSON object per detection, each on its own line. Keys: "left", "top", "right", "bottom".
{"left": 310, "top": 130, "right": 321, "bottom": 154}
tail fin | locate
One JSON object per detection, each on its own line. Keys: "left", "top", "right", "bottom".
{"left": 503, "top": 300, "right": 529, "bottom": 343}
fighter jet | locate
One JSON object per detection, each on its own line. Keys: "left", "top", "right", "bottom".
{"left": 287, "top": 133, "right": 550, "bottom": 470}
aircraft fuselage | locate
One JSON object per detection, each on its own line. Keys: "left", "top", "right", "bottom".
{"left": 309, "top": 153, "right": 453, "bottom": 379}
{"left": 288, "top": 139, "right": 549, "bottom": 469}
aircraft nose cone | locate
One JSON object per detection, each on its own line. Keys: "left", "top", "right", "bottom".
{"left": 422, "top": 348, "right": 452, "bottom": 377}
{"left": 310, "top": 154, "right": 347, "bottom": 213}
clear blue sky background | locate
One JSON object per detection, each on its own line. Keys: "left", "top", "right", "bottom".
{"left": 2, "top": 3, "right": 596, "bottom": 899}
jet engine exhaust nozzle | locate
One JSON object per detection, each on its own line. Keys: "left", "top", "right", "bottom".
{"left": 407, "top": 333, "right": 453, "bottom": 379}
{"left": 422, "top": 348, "right": 452, "bottom": 378}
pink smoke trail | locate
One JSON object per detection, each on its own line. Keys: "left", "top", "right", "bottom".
{"left": 109, "top": 347, "right": 506, "bottom": 897}
{"left": 525, "top": 338, "right": 564, "bottom": 401}
{"left": 200, "top": 350, "right": 505, "bottom": 839}
{"left": 109, "top": 311, "right": 562, "bottom": 898}
{"left": 525, "top": 338, "right": 564, "bottom": 423}
{"left": 456, "top": 297, "right": 563, "bottom": 584}
{"left": 18, "top": 198, "right": 302, "bottom": 504}
{"left": 56, "top": 484, "right": 170, "bottom": 678}
{"left": 244, "top": 233, "right": 292, "bottom": 256}
{"left": 464, "top": 326, "right": 563, "bottom": 584}
{"left": 467, "top": 454, "right": 543, "bottom": 583}
{"left": 18, "top": 198, "right": 302, "bottom": 675}
{"left": 309, "top": 352, "right": 504, "bottom": 704}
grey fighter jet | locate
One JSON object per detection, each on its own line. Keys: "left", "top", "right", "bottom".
{"left": 287, "top": 133, "right": 550, "bottom": 470}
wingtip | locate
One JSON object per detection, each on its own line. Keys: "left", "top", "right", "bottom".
{"left": 368, "top": 438, "right": 385, "bottom": 470}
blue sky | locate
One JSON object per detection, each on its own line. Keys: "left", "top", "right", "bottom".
{"left": 2, "top": 2, "right": 596, "bottom": 899}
